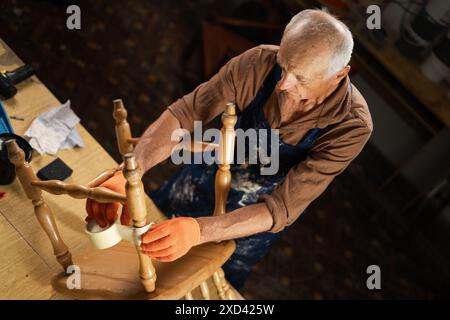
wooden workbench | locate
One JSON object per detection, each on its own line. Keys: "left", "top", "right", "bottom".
{"left": 0, "top": 38, "right": 168, "bottom": 299}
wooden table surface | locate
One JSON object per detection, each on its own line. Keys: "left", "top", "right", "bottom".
{"left": 0, "top": 38, "right": 166, "bottom": 299}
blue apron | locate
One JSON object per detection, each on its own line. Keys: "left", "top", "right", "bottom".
{"left": 150, "top": 64, "right": 323, "bottom": 290}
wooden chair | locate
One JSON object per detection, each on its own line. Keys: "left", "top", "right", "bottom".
{"left": 6, "top": 99, "right": 241, "bottom": 300}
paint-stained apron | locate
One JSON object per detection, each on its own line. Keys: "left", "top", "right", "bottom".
{"left": 150, "top": 64, "right": 323, "bottom": 290}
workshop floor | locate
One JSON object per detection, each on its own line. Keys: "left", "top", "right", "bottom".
{"left": 1, "top": 0, "right": 449, "bottom": 299}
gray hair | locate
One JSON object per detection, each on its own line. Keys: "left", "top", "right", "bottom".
{"left": 282, "top": 9, "right": 354, "bottom": 77}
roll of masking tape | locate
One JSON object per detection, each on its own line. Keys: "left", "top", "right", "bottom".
{"left": 85, "top": 219, "right": 153, "bottom": 250}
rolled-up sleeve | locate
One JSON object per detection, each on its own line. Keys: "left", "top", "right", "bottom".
{"left": 259, "top": 123, "right": 372, "bottom": 233}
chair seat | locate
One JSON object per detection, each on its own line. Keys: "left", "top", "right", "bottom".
{"left": 52, "top": 240, "right": 236, "bottom": 300}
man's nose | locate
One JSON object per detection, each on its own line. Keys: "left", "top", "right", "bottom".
{"left": 278, "top": 72, "right": 295, "bottom": 91}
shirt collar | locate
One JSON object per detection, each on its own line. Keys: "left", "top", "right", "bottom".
{"left": 315, "top": 75, "right": 352, "bottom": 128}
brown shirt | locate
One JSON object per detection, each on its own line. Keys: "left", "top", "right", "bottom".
{"left": 168, "top": 45, "right": 373, "bottom": 233}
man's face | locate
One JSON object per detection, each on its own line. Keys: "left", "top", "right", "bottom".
{"left": 276, "top": 45, "right": 341, "bottom": 106}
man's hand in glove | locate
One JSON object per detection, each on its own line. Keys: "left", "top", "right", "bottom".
{"left": 85, "top": 171, "right": 131, "bottom": 227}
{"left": 140, "top": 217, "right": 201, "bottom": 262}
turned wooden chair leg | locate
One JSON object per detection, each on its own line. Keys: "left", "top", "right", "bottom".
{"left": 123, "top": 153, "right": 157, "bottom": 293}
{"left": 113, "top": 99, "right": 158, "bottom": 294}
{"left": 113, "top": 99, "right": 134, "bottom": 155}
{"left": 211, "top": 103, "right": 238, "bottom": 299}
{"left": 6, "top": 140, "right": 73, "bottom": 271}
{"left": 185, "top": 291, "right": 194, "bottom": 300}
{"left": 199, "top": 281, "right": 211, "bottom": 300}
{"left": 213, "top": 103, "right": 237, "bottom": 217}
{"left": 213, "top": 268, "right": 235, "bottom": 300}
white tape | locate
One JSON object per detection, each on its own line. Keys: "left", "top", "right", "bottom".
{"left": 85, "top": 219, "right": 153, "bottom": 249}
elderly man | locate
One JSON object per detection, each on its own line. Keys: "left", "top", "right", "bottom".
{"left": 86, "top": 9, "right": 373, "bottom": 290}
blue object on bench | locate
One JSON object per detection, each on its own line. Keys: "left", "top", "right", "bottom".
{"left": 0, "top": 100, "right": 13, "bottom": 134}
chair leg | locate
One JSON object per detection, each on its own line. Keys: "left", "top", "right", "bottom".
{"left": 200, "top": 281, "right": 211, "bottom": 300}
{"left": 123, "top": 154, "right": 157, "bottom": 293}
{"left": 6, "top": 140, "right": 73, "bottom": 271}
{"left": 213, "top": 268, "right": 235, "bottom": 300}
{"left": 185, "top": 291, "right": 194, "bottom": 300}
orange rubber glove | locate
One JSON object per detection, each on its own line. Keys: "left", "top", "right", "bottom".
{"left": 85, "top": 171, "right": 130, "bottom": 227}
{"left": 140, "top": 217, "right": 201, "bottom": 262}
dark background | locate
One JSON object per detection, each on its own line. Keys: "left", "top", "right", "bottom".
{"left": 1, "top": 0, "right": 449, "bottom": 299}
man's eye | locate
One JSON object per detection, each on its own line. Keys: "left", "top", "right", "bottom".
{"left": 296, "top": 76, "right": 306, "bottom": 83}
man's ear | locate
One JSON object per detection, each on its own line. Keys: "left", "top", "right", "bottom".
{"left": 336, "top": 65, "right": 351, "bottom": 80}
